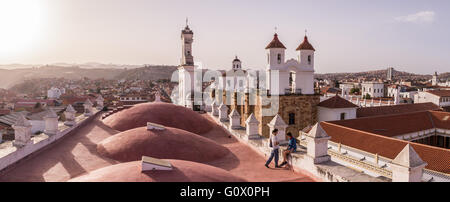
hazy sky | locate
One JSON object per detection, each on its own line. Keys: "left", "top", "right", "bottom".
{"left": 0, "top": 0, "right": 449, "bottom": 74}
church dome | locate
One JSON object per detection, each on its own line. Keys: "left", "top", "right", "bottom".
{"left": 97, "top": 126, "right": 230, "bottom": 163}
{"left": 296, "top": 36, "right": 315, "bottom": 51}
{"left": 265, "top": 33, "right": 287, "bottom": 49}
{"left": 68, "top": 160, "right": 246, "bottom": 182}
{"left": 103, "top": 102, "right": 214, "bottom": 134}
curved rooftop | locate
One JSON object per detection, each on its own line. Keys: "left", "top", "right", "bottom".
{"left": 296, "top": 36, "right": 316, "bottom": 51}
{"left": 97, "top": 126, "right": 230, "bottom": 163}
{"left": 103, "top": 102, "right": 214, "bottom": 134}
{"left": 265, "top": 33, "right": 286, "bottom": 49}
{"left": 69, "top": 160, "right": 246, "bottom": 182}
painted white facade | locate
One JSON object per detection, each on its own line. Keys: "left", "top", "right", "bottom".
{"left": 361, "top": 82, "right": 384, "bottom": 98}
{"left": 266, "top": 35, "right": 315, "bottom": 95}
{"left": 318, "top": 107, "right": 357, "bottom": 122}
{"left": 47, "top": 87, "right": 64, "bottom": 99}
{"left": 414, "top": 91, "right": 450, "bottom": 107}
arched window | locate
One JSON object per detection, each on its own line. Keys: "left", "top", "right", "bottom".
{"left": 277, "top": 54, "right": 282, "bottom": 64}
{"left": 308, "top": 55, "right": 312, "bottom": 65}
{"left": 289, "top": 113, "right": 295, "bottom": 125}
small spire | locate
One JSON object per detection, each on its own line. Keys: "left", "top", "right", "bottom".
{"left": 186, "top": 17, "right": 188, "bottom": 27}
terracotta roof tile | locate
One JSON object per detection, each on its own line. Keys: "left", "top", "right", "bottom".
{"left": 427, "top": 90, "right": 450, "bottom": 97}
{"left": 357, "top": 103, "right": 440, "bottom": 118}
{"left": 318, "top": 96, "right": 358, "bottom": 108}
{"left": 265, "top": 34, "right": 286, "bottom": 49}
{"left": 296, "top": 36, "right": 315, "bottom": 51}
{"left": 329, "top": 111, "right": 435, "bottom": 137}
{"left": 321, "top": 122, "right": 450, "bottom": 174}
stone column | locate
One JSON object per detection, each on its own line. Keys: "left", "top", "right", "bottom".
{"left": 44, "top": 109, "right": 59, "bottom": 136}
{"left": 84, "top": 99, "right": 94, "bottom": 117}
{"left": 96, "top": 95, "right": 104, "bottom": 110}
{"left": 64, "top": 104, "right": 77, "bottom": 126}
{"left": 218, "top": 103, "right": 229, "bottom": 122}
{"left": 390, "top": 144, "right": 427, "bottom": 182}
{"left": 267, "top": 114, "right": 288, "bottom": 144}
{"left": 229, "top": 109, "right": 241, "bottom": 129}
{"left": 211, "top": 100, "right": 219, "bottom": 116}
{"left": 305, "top": 123, "right": 331, "bottom": 164}
{"left": 245, "top": 113, "right": 260, "bottom": 139}
{"left": 12, "top": 114, "right": 32, "bottom": 147}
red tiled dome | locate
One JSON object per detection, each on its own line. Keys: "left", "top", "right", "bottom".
{"left": 103, "top": 102, "right": 214, "bottom": 134}
{"left": 265, "top": 34, "right": 286, "bottom": 49}
{"left": 97, "top": 126, "right": 229, "bottom": 163}
{"left": 296, "top": 36, "right": 315, "bottom": 51}
{"left": 68, "top": 160, "right": 246, "bottom": 182}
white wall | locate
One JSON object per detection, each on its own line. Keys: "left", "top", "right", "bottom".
{"left": 318, "top": 107, "right": 357, "bottom": 122}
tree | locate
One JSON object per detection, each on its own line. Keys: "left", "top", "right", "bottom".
{"left": 350, "top": 88, "right": 360, "bottom": 94}
{"left": 363, "top": 93, "right": 371, "bottom": 99}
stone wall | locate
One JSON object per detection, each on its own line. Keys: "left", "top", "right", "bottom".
{"left": 255, "top": 94, "right": 320, "bottom": 138}
{"left": 0, "top": 110, "right": 100, "bottom": 173}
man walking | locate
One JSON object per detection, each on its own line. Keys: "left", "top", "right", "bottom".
{"left": 265, "top": 129, "right": 281, "bottom": 168}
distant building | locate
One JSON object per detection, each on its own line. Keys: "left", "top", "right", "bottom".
{"left": 317, "top": 96, "right": 358, "bottom": 122}
{"left": 414, "top": 90, "right": 450, "bottom": 108}
{"left": 387, "top": 67, "right": 394, "bottom": 81}
{"left": 361, "top": 82, "right": 384, "bottom": 98}
{"left": 47, "top": 87, "right": 65, "bottom": 99}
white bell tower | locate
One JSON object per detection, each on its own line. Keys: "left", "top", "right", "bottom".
{"left": 296, "top": 35, "right": 315, "bottom": 70}
{"left": 265, "top": 33, "right": 287, "bottom": 95}
{"left": 178, "top": 19, "right": 197, "bottom": 109}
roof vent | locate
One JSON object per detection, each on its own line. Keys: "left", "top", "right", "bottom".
{"left": 141, "top": 156, "right": 173, "bottom": 172}
{"left": 147, "top": 122, "right": 165, "bottom": 131}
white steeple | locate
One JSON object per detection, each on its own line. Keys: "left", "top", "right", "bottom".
{"left": 232, "top": 56, "right": 242, "bottom": 70}
{"left": 296, "top": 34, "right": 315, "bottom": 69}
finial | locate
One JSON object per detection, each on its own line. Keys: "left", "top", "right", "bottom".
{"left": 274, "top": 26, "right": 278, "bottom": 34}
{"left": 186, "top": 17, "right": 188, "bottom": 27}
{"left": 305, "top": 29, "right": 308, "bottom": 36}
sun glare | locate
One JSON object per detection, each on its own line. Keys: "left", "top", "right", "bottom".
{"left": 0, "top": 0, "right": 43, "bottom": 56}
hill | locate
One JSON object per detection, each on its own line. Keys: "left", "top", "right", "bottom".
{"left": 0, "top": 64, "right": 178, "bottom": 89}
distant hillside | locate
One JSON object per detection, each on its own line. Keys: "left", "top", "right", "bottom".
{"left": 0, "top": 64, "right": 179, "bottom": 89}
{"left": 114, "top": 65, "right": 178, "bottom": 81}
{"left": 314, "top": 69, "right": 444, "bottom": 81}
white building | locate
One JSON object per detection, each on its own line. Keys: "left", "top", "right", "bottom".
{"left": 266, "top": 34, "right": 315, "bottom": 95}
{"left": 414, "top": 90, "right": 450, "bottom": 107}
{"left": 361, "top": 82, "right": 384, "bottom": 98}
{"left": 47, "top": 87, "right": 65, "bottom": 99}
{"left": 177, "top": 23, "right": 200, "bottom": 109}
{"left": 432, "top": 72, "right": 450, "bottom": 87}
{"left": 317, "top": 96, "right": 358, "bottom": 122}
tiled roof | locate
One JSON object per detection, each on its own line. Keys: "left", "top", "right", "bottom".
{"left": 429, "top": 111, "right": 450, "bottom": 130}
{"left": 318, "top": 96, "right": 358, "bottom": 108}
{"left": 329, "top": 111, "right": 437, "bottom": 137}
{"left": 321, "top": 122, "right": 450, "bottom": 174}
{"left": 265, "top": 34, "right": 286, "bottom": 49}
{"left": 357, "top": 103, "right": 440, "bottom": 118}
{"left": 296, "top": 36, "right": 315, "bottom": 51}
{"left": 427, "top": 90, "right": 450, "bottom": 97}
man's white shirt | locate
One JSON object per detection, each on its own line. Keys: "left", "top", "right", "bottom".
{"left": 271, "top": 135, "right": 279, "bottom": 149}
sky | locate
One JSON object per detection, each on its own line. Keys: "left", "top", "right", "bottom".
{"left": 0, "top": 0, "right": 449, "bottom": 74}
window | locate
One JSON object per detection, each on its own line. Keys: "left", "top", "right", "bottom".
{"left": 267, "top": 54, "right": 270, "bottom": 64}
{"left": 340, "top": 113, "right": 346, "bottom": 120}
{"left": 289, "top": 113, "right": 295, "bottom": 125}
{"left": 308, "top": 55, "right": 312, "bottom": 65}
{"left": 277, "top": 54, "right": 281, "bottom": 64}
